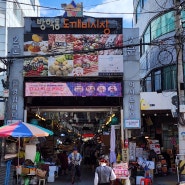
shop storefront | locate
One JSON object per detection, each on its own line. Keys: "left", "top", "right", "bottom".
{"left": 4, "top": 14, "right": 128, "bottom": 183}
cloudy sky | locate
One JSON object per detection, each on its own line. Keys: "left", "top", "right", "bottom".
{"left": 39, "top": 0, "right": 133, "bottom": 28}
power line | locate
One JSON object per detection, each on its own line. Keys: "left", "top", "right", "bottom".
{"left": 1, "top": 0, "right": 178, "bottom": 16}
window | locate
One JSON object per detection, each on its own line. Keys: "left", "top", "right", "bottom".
{"left": 142, "top": 0, "right": 147, "bottom": 8}
{"left": 161, "top": 11, "right": 175, "bottom": 34}
{"left": 154, "top": 70, "right": 161, "bottom": 91}
{"left": 163, "top": 66, "right": 176, "bottom": 90}
{"left": 151, "top": 16, "right": 161, "bottom": 40}
{"left": 136, "top": 0, "right": 142, "bottom": 23}
{"left": 151, "top": 11, "right": 175, "bottom": 40}
{"left": 145, "top": 75, "right": 152, "bottom": 92}
{"left": 143, "top": 26, "right": 150, "bottom": 53}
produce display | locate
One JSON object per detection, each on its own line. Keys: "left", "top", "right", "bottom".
{"left": 48, "top": 55, "right": 73, "bottom": 76}
{"left": 23, "top": 56, "right": 48, "bottom": 76}
{"left": 24, "top": 34, "right": 48, "bottom": 54}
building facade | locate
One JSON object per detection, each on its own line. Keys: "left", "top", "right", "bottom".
{"left": 0, "top": 0, "right": 40, "bottom": 124}
{"left": 6, "top": 0, "right": 140, "bottom": 163}
{"left": 133, "top": 0, "right": 185, "bottom": 154}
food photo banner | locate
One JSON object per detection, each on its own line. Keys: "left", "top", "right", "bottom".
{"left": 25, "top": 82, "right": 122, "bottom": 97}
{"left": 23, "top": 54, "right": 123, "bottom": 77}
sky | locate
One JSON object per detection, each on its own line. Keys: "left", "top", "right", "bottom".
{"left": 39, "top": 0, "right": 133, "bottom": 28}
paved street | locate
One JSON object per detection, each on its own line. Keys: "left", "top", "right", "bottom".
{"left": 45, "top": 165, "right": 178, "bottom": 185}
{"left": 49, "top": 165, "right": 94, "bottom": 185}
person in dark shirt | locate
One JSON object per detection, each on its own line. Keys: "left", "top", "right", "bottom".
{"left": 58, "top": 151, "right": 68, "bottom": 175}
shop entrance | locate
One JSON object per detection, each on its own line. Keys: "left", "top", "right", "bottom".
{"left": 25, "top": 95, "right": 122, "bottom": 160}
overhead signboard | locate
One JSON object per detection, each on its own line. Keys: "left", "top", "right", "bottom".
{"left": 23, "top": 17, "right": 123, "bottom": 77}
{"left": 25, "top": 82, "right": 122, "bottom": 97}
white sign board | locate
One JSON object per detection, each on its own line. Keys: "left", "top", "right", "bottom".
{"left": 124, "top": 119, "right": 140, "bottom": 128}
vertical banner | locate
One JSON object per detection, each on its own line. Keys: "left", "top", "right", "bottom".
{"left": 123, "top": 28, "right": 140, "bottom": 129}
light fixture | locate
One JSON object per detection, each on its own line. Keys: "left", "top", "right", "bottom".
{"left": 166, "top": 113, "right": 169, "bottom": 116}
{"left": 142, "top": 113, "right": 145, "bottom": 116}
{"left": 145, "top": 136, "right": 149, "bottom": 139}
{"left": 154, "top": 113, "right": 157, "bottom": 116}
{"left": 35, "top": 107, "right": 46, "bottom": 121}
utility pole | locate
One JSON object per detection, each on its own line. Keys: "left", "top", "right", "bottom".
{"left": 175, "top": 0, "right": 185, "bottom": 155}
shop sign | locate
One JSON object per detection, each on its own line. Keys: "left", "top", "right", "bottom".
{"left": 137, "top": 157, "right": 155, "bottom": 169}
{"left": 123, "top": 29, "right": 140, "bottom": 129}
{"left": 11, "top": 36, "right": 21, "bottom": 56}
{"left": 113, "top": 162, "right": 129, "bottom": 179}
{"left": 25, "top": 82, "right": 122, "bottom": 97}
{"left": 28, "top": 17, "right": 122, "bottom": 34}
{"left": 140, "top": 91, "right": 177, "bottom": 110}
{"left": 11, "top": 80, "right": 19, "bottom": 119}
{"left": 126, "top": 37, "right": 136, "bottom": 56}
{"left": 124, "top": 119, "right": 140, "bottom": 129}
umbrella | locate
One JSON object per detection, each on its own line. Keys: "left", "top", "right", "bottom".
{"left": 0, "top": 121, "right": 53, "bottom": 166}
{"left": 110, "top": 125, "right": 116, "bottom": 164}
{"left": 0, "top": 121, "right": 53, "bottom": 137}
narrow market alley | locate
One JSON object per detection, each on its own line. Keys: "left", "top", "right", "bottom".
{"left": 49, "top": 164, "right": 94, "bottom": 185}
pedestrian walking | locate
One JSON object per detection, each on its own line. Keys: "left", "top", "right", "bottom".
{"left": 94, "top": 158, "right": 116, "bottom": 185}
{"left": 68, "top": 147, "right": 82, "bottom": 184}
{"left": 58, "top": 150, "right": 68, "bottom": 175}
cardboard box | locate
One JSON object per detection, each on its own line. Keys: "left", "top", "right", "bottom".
{"left": 29, "top": 168, "right": 36, "bottom": 175}
{"left": 22, "top": 167, "right": 30, "bottom": 175}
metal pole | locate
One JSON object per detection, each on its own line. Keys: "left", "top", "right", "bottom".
{"left": 175, "top": 0, "right": 185, "bottom": 154}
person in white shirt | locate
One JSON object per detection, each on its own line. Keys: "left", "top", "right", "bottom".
{"left": 94, "top": 158, "right": 116, "bottom": 185}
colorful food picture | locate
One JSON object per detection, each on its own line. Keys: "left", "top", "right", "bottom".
{"left": 24, "top": 34, "right": 48, "bottom": 55}
{"left": 48, "top": 34, "right": 73, "bottom": 53}
{"left": 73, "top": 54, "right": 98, "bottom": 76}
{"left": 98, "top": 34, "right": 123, "bottom": 55}
{"left": 48, "top": 54, "right": 73, "bottom": 76}
{"left": 73, "top": 34, "right": 101, "bottom": 52}
{"left": 23, "top": 56, "right": 48, "bottom": 76}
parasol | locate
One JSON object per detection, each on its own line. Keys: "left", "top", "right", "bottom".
{"left": 0, "top": 121, "right": 53, "bottom": 165}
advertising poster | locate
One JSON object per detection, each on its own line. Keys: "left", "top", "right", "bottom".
{"left": 25, "top": 82, "right": 122, "bottom": 97}
{"left": 113, "top": 162, "right": 129, "bottom": 179}
{"left": 23, "top": 17, "right": 123, "bottom": 77}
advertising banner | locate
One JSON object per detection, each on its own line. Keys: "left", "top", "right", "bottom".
{"left": 25, "top": 82, "right": 122, "bottom": 97}
{"left": 23, "top": 33, "right": 123, "bottom": 77}
{"left": 23, "top": 17, "right": 123, "bottom": 77}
